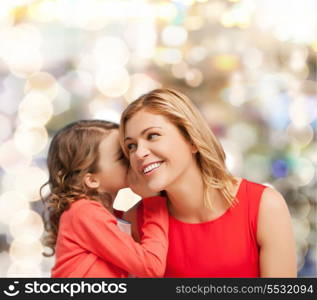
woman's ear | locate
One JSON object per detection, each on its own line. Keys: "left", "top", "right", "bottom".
{"left": 191, "top": 143, "right": 198, "bottom": 154}
{"left": 83, "top": 173, "right": 100, "bottom": 189}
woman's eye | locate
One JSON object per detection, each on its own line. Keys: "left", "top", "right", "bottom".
{"left": 148, "top": 133, "right": 160, "bottom": 140}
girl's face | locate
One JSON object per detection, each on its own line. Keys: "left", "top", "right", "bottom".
{"left": 95, "top": 130, "right": 128, "bottom": 199}
{"left": 124, "top": 109, "right": 197, "bottom": 192}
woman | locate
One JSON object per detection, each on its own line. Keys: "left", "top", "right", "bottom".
{"left": 119, "top": 88, "right": 297, "bottom": 278}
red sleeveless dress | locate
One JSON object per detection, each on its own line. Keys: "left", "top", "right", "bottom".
{"left": 137, "top": 179, "right": 266, "bottom": 277}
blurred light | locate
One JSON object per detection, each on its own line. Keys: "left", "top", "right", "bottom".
{"left": 184, "top": 16, "right": 204, "bottom": 31}
{"left": 289, "top": 96, "right": 317, "bottom": 127}
{"left": 14, "top": 126, "right": 48, "bottom": 156}
{"left": 124, "top": 20, "right": 157, "bottom": 59}
{"left": 171, "top": 61, "right": 188, "bottom": 79}
{"left": 0, "top": 191, "right": 29, "bottom": 225}
{"left": 10, "top": 209, "right": 44, "bottom": 239}
{"left": 243, "top": 48, "right": 263, "bottom": 69}
{"left": 244, "top": 154, "right": 271, "bottom": 183}
{"left": 220, "top": 1, "right": 253, "bottom": 28}
{"left": 0, "top": 24, "right": 43, "bottom": 78}
{"left": 271, "top": 159, "right": 289, "bottom": 178}
{"left": 0, "top": 75, "right": 23, "bottom": 116}
{"left": 59, "top": 70, "right": 93, "bottom": 98}
{"left": 304, "top": 142, "right": 317, "bottom": 165}
{"left": 211, "top": 54, "right": 239, "bottom": 72}
{"left": 0, "top": 140, "right": 32, "bottom": 174}
{"left": 176, "top": 0, "right": 195, "bottom": 5}
{"left": 7, "top": 261, "right": 42, "bottom": 278}
{"left": 296, "top": 197, "right": 311, "bottom": 220}
{"left": 221, "top": 140, "right": 243, "bottom": 175}
{"left": 27, "top": 0, "right": 57, "bottom": 23}
{"left": 88, "top": 96, "right": 108, "bottom": 116}
{"left": 287, "top": 123, "right": 314, "bottom": 148}
{"left": 0, "top": 5, "right": 14, "bottom": 27}
{"left": 124, "top": 73, "right": 161, "bottom": 103}
{"left": 10, "top": 0, "right": 37, "bottom": 6}
{"left": 293, "top": 218, "right": 310, "bottom": 241}
{"left": 155, "top": 48, "right": 182, "bottom": 65}
{"left": 185, "top": 68, "right": 203, "bottom": 87}
{"left": 156, "top": 2, "right": 178, "bottom": 22}
{"left": 52, "top": 86, "right": 71, "bottom": 116}
{"left": 113, "top": 188, "right": 141, "bottom": 212}
{"left": 18, "top": 92, "right": 53, "bottom": 126}
{"left": 9, "top": 234, "right": 43, "bottom": 264}
{"left": 289, "top": 48, "right": 308, "bottom": 72}
{"left": 0, "top": 114, "right": 12, "bottom": 143}
{"left": 92, "top": 108, "right": 121, "bottom": 124}
{"left": 0, "top": 252, "right": 12, "bottom": 277}
{"left": 205, "top": 1, "right": 227, "bottom": 19}
{"left": 294, "top": 158, "right": 315, "bottom": 186}
{"left": 75, "top": 1, "right": 108, "bottom": 31}
{"left": 227, "top": 122, "right": 258, "bottom": 152}
{"left": 95, "top": 67, "right": 130, "bottom": 98}
{"left": 161, "top": 25, "right": 188, "bottom": 47}
{"left": 93, "top": 36, "right": 129, "bottom": 67}
{"left": 25, "top": 72, "right": 58, "bottom": 100}
{"left": 225, "top": 72, "right": 246, "bottom": 106}
{"left": 7, "top": 49, "right": 43, "bottom": 78}
{"left": 14, "top": 166, "right": 48, "bottom": 202}
{"left": 220, "top": 11, "right": 235, "bottom": 28}
{"left": 187, "top": 46, "right": 207, "bottom": 64}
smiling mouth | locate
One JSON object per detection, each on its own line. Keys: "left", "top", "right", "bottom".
{"left": 142, "top": 161, "right": 164, "bottom": 175}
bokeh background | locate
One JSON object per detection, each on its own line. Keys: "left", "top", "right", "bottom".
{"left": 0, "top": 0, "right": 316, "bottom": 277}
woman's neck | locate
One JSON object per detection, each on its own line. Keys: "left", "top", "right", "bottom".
{"left": 165, "top": 163, "right": 216, "bottom": 223}
{"left": 166, "top": 168, "right": 240, "bottom": 223}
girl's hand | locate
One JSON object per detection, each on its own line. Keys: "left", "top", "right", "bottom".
{"left": 127, "top": 167, "right": 160, "bottom": 199}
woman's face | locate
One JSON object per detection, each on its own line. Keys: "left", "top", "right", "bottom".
{"left": 96, "top": 130, "right": 128, "bottom": 199}
{"left": 124, "top": 109, "right": 197, "bottom": 192}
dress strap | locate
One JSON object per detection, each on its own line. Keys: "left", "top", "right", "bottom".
{"left": 245, "top": 180, "right": 267, "bottom": 241}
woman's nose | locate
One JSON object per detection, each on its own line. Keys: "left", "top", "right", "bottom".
{"left": 135, "top": 143, "right": 150, "bottom": 159}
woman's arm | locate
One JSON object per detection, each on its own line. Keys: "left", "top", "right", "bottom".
{"left": 257, "top": 187, "right": 297, "bottom": 277}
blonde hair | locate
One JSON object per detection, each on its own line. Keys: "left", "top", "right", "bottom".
{"left": 119, "top": 88, "right": 238, "bottom": 209}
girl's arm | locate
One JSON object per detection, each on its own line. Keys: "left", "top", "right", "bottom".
{"left": 72, "top": 196, "right": 168, "bottom": 277}
{"left": 123, "top": 203, "right": 141, "bottom": 242}
{"left": 257, "top": 188, "right": 297, "bottom": 277}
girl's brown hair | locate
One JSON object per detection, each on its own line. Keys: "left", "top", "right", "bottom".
{"left": 119, "top": 88, "right": 237, "bottom": 210}
{"left": 41, "top": 120, "right": 120, "bottom": 257}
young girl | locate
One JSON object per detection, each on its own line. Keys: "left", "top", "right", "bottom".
{"left": 119, "top": 88, "right": 297, "bottom": 278}
{"left": 41, "top": 120, "right": 168, "bottom": 278}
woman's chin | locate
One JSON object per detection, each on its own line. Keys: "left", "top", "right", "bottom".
{"left": 147, "top": 181, "right": 166, "bottom": 193}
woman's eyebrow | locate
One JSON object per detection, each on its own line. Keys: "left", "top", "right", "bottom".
{"left": 124, "top": 126, "right": 162, "bottom": 141}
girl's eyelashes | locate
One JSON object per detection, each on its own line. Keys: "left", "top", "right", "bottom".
{"left": 126, "top": 143, "right": 136, "bottom": 151}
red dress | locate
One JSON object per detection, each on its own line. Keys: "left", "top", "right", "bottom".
{"left": 137, "top": 179, "right": 266, "bottom": 277}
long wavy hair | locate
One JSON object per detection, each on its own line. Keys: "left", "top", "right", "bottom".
{"left": 119, "top": 88, "right": 238, "bottom": 210}
{"left": 41, "top": 120, "right": 120, "bottom": 257}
